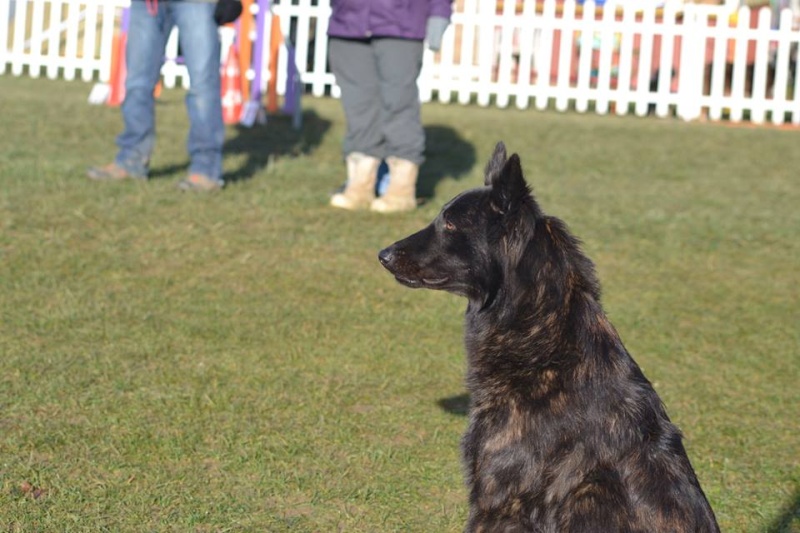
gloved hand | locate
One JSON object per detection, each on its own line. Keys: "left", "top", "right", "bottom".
{"left": 425, "top": 16, "right": 449, "bottom": 52}
{"left": 214, "top": 0, "right": 243, "bottom": 25}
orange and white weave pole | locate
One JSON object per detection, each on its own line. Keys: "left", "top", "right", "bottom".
{"left": 221, "top": 44, "right": 244, "bottom": 124}
{"left": 238, "top": 0, "right": 254, "bottom": 103}
{"left": 266, "top": 13, "right": 282, "bottom": 113}
{"left": 106, "top": 9, "right": 128, "bottom": 106}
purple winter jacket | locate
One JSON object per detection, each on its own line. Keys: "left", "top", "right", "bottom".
{"left": 327, "top": 0, "right": 452, "bottom": 41}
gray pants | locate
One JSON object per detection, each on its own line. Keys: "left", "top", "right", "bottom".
{"left": 329, "top": 37, "right": 425, "bottom": 166}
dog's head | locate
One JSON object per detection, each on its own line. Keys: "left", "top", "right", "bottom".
{"left": 378, "top": 142, "right": 542, "bottom": 305}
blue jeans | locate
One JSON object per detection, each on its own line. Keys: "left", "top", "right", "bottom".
{"left": 116, "top": 1, "right": 224, "bottom": 184}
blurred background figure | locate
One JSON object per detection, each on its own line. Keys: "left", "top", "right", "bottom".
{"left": 327, "top": 0, "right": 452, "bottom": 212}
{"left": 87, "top": 0, "right": 242, "bottom": 192}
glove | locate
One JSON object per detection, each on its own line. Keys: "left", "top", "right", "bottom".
{"left": 214, "top": 0, "right": 243, "bottom": 25}
{"left": 425, "top": 16, "right": 449, "bottom": 52}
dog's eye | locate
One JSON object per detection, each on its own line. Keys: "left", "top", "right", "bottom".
{"left": 444, "top": 220, "right": 457, "bottom": 231}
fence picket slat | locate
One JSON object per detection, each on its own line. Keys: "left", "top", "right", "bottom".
{"left": 793, "top": 20, "right": 800, "bottom": 124}
{"left": 793, "top": 54, "right": 800, "bottom": 125}
{"left": 513, "top": 0, "right": 537, "bottom": 109}
{"left": 62, "top": 0, "right": 80, "bottom": 80}
{"left": 749, "top": 7, "right": 772, "bottom": 123}
{"left": 615, "top": 3, "right": 636, "bottom": 115}
{"left": 0, "top": 0, "right": 8, "bottom": 74}
{"left": 45, "top": 0, "right": 63, "bottom": 78}
{"left": 677, "top": 4, "right": 705, "bottom": 120}
{"left": 455, "top": 0, "right": 477, "bottom": 104}
{"left": 161, "top": 27, "right": 181, "bottom": 89}
{"left": 653, "top": 3, "right": 676, "bottom": 118}
{"left": 28, "top": 0, "right": 46, "bottom": 77}
{"left": 98, "top": 2, "right": 116, "bottom": 82}
{"left": 534, "top": 0, "right": 556, "bottom": 110}
{"left": 770, "top": 10, "right": 792, "bottom": 124}
{"left": 707, "top": 12, "right": 729, "bottom": 121}
{"left": 293, "top": 0, "right": 310, "bottom": 84}
{"left": 728, "top": 7, "right": 749, "bottom": 122}
{"left": 494, "top": 0, "right": 516, "bottom": 108}
{"left": 276, "top": 11, "right": 290, "bottom": 98}
{"left": 574, "top": 2, "right": 595, "bottom": 113}
{"left": 555, "top": 0, "right": 576, "bottom": 112}
{"left": 80, "top": 0, "right": 97, "bottom": 81}
{"left": 310, "top": 2, "right": 330, "bottom": 97}
{"left": 10, "top": 0, "right": 29, "bottom": 75}
{"left": 433, "top": 5, "right": 456, "bottom": 104}
{"left": 476, "top": 0, "right": 495, "bottom": 107}
{"left": 594, "top": 0, "right": 616, "bottom": 115}
{"left": 634, "top": 4, "right": 655, "bottom": 116}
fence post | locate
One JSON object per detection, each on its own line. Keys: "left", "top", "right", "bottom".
{"left": 676, "top": 3, "right": 704, "bottom": 121}
{"left": 10, "top": 0, "right": 27, "bottom": 76}
{"left": 0, "top": 0, "right": 10, "bottom": 75}
{"left": 749, "top": 7, "right": 772, "bottom": 124}
{"left": 534, "top": 0, "right": 556, "bottom": 111}
{"left": 555, "top": 0, "right": 577, "bottom": 112}
{"left": 728, "top": 6, "right": 749, "bottom": 122}
{"left": 310, "top": 0, "right": 331, "bottom": 97}
{"left": 477, "top": 0, "right": 495, "bottom": 107}
{"left": 575, "top": 0, "right": 597, "bottom": 113}
{"left": 63, "top": 1, "right": 81, "bottom": 80}
{"left": 770, "top": 9, "right": 792, "bottom": 124}
{"left": 457, "top": 0, "right": 478, "bottom": 105}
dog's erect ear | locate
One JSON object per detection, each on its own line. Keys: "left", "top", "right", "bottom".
{"left": 489, "top": 153, "right": 531, "bottom": 216}
{"left": 484, "top": 142, "right": 508, "bottom": 187}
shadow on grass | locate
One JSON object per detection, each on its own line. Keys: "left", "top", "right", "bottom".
{"left": 223, "top": 110, "right": 332, "bottom": 184}
{"left": 149, "top": 110, "right": 331, "bottom": 183}
{"left": 148, "top": 115, "right": 473, "bottom": 190}
{"left": 768, "top": 488, "right": 800, "bottom": 533}
{"left": 438, "top": 393, "right": 470, "bottom": 416}
{"left": 149, "top": 162, "right": 189, "bottom": 179}
{"left": 418, "top": 125, "right": 476, "bottom": 202}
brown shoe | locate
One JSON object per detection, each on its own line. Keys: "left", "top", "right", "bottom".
{"left": 177, "top": 173, "right": 224, "bottom": 192}
{"left": 86, "top": 163, "right": 146, "bottom": 181}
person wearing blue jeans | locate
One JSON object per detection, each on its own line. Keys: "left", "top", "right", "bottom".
{"left": 88, "top": 0, "right": 241, "bottom": 191}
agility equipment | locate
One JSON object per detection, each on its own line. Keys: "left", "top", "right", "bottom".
{"left": 106, "top": 7, "right": 129, "bottom": 106}
{"left": 221, "top": 43, "right": 243, "bottom": 124}
{"left": 239, "top": 0, "right": 269, "bottom": 126}
{"left": 239, "top": 0, "right": 302, "bottom": 128}
{"left": 90, "top": 0, "right": 302, "bottom": 129}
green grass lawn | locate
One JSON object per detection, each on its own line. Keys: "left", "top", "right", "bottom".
{"left": 0, "top": 75, "right": 798, "bottom": 532}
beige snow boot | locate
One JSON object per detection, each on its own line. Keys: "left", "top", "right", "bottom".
{"left": 330, "top": 152, "right": 381, "bottom": 210}
{"left": 370, "top": 156, "right": 418, "bottom": 213}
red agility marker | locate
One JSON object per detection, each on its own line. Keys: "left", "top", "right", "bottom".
{"left": 221, "top": 44, "right": 243, "bottom": 124}
{"left": 107, "top": 31, "right": 127, "bottom": 106}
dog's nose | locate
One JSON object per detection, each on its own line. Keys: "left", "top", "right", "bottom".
{"left": 378, "top": 247, "right": 394, "bottom": 266}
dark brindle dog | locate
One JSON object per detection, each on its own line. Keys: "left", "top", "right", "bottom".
{"left": 378, "top": 143, "right": 719, "bottom": 532}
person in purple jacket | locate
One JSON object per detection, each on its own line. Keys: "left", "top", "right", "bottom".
{"left": 327, "top": 0, "right": 452, "bottom": 212}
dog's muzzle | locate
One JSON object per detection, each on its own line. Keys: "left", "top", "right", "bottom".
{"left": 378, "top": 247, "right": 394, "bottom": 270}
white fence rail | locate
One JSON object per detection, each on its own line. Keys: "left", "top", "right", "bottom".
{"left": 2, "top": 0, "right": 799, "bottom": 125}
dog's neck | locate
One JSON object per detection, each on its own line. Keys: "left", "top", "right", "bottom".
{"left": 463, "top": 217, "right": 621, "bottom": 398}
{"left": 464, "top": 279, "right": 604, "bottom": 359}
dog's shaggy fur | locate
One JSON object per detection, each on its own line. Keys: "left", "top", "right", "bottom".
{"left": 378, "top": 143, "right": 719, "bottom": 533}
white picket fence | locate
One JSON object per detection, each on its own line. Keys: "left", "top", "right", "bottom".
{"left": 2, "top": 0, "right": 799, "bottom": 125}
